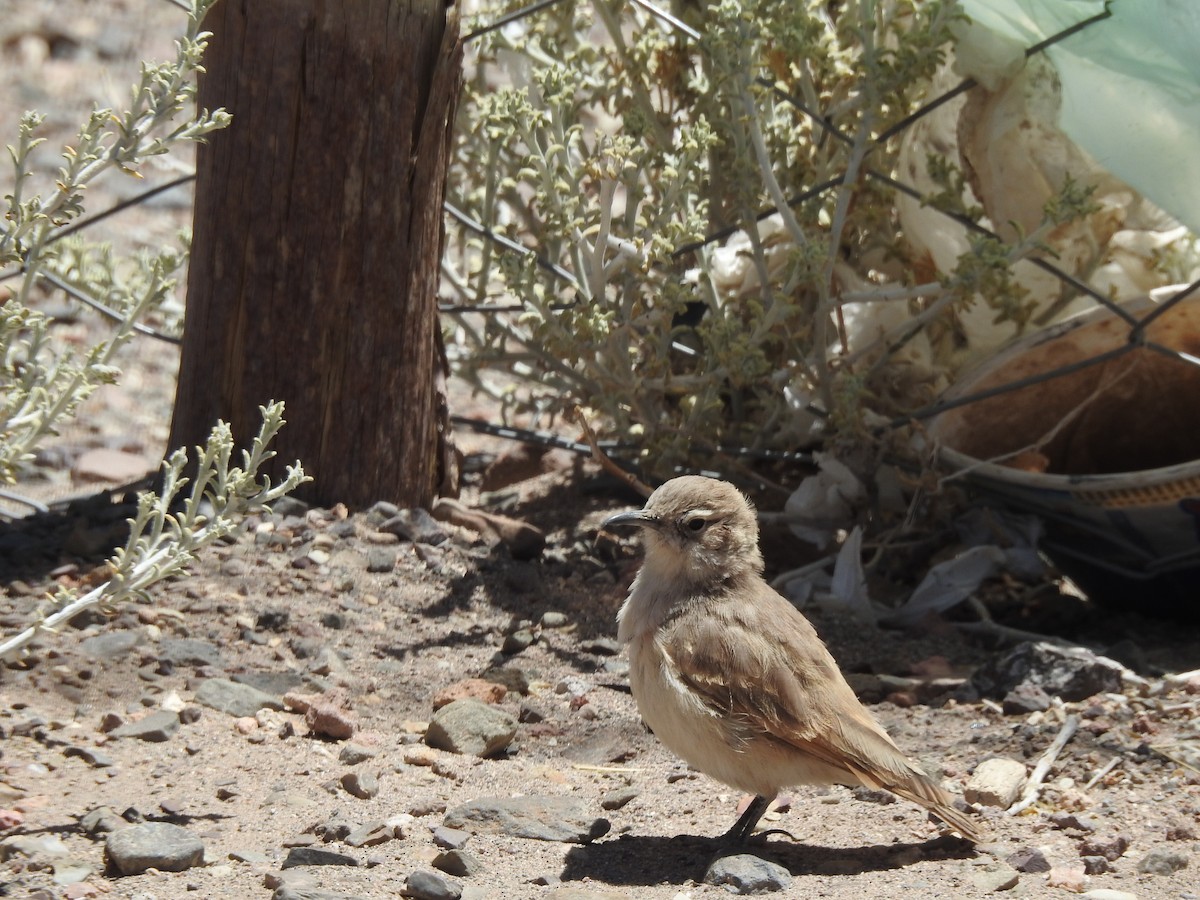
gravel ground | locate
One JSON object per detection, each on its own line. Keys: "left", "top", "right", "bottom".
{"left": 2, "top": 3, "right": 1199, "bottom": 899}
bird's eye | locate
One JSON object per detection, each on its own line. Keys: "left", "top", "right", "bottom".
{"left": 685, "top": 516, "right": 707, "bottom": 532}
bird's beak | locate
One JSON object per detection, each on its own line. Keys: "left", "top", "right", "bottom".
{"left": 602, "top": 510, "right": 658, "bottom": 532}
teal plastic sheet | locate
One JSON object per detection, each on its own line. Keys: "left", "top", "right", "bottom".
{"left": 958, "top": 0, "right": 1200, "bottom": 233}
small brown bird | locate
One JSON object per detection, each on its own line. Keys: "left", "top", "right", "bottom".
{"left": 605, "top": 475, "right": 982, "bottom": 843}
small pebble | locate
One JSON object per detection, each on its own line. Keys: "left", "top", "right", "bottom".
{"left": 1079, "top": 834, "right": 1129, "bottom": 862}
{"left": 1136, "top": 848, "right": 1188, "bottom": 875}
{"left": 599, "top": 787, "right": 639, "bottom": 810}
{"left": 341, "top": 771, "right": 379, "bottom": 800}
{"left": 1006, "top": 846, "right": 1051, "bottom": 873}
{"left": 704, "top": 852, "right": 792, "bottom": 894}
{"left": 965, "top": 758, "right": 1026, "bottom": 810}
{"left": 501, "top": 629, "right": 534, "bottom": 655}
{"left": 366, "top": 548, "right": 397, "bottom": 573}
{"left": 433, "top": 826, "right": 471, "bottom": 850}
{"left": 433, "top": 847, "right": 484, "bottom": 878}
{"left": 339, "top": 743, "right": 378, "bottom": 765}
{"left": 404, "top": 869, "right": 463, "bottom": 900}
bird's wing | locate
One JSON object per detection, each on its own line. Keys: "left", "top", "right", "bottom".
{"left": 662, "top": 577, "right": 984, "bottom": 841}
{"left": 662, "top": 582, "right": 898, "bottom": 771}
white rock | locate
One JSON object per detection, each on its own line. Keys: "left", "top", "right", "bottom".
{"left": 965, "top": 757, "right": 1027, "bottom": 809}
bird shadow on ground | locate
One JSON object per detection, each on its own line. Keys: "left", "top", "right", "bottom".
{"left": 560, "top": 832, "right": 975, "bottom": 886}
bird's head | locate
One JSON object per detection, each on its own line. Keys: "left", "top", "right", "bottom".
{"left": 603, "top": 475, "right": 764, "bottom": 586}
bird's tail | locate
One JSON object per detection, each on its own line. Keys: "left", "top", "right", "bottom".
{"left": 889, "top": 781, "right": 987, "bottom": 843}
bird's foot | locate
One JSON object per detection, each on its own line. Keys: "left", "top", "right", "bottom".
{"left": 753, "top": 827, "right": 799, "bottom": 843}
{"left": 720, "top": 794, "right": 772, "bottom": 845}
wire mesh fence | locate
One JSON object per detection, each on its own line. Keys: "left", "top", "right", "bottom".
{"left": 443, "top": 0, "right": 1200, "bottom": 481}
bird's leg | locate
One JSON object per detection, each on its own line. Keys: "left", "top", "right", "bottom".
{"left": 723, "top": 794, "right": 771, "bottom": 843}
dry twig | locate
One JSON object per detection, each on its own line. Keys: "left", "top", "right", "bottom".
{"left": 1008, "top": 714, "right": 1080, "bottom": 815}
{"left": 569, "top": 405, "right": 652, "bottom": 498}
{"left": 1083, "top": 757, "right": 1121, "bottom": 790}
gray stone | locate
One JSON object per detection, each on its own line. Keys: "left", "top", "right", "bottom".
{"left": 10, "top": 714, "right": 48, "bottom": 737}
{"left": 228, "top": 849, "right": 272, "bottom": 864}
{"left": 344, "top": 822, "right": 394, "bottom": 848}
{"left": 1136, "top": 848, "right": 1188, "bottom": 875}
{"left": 339, "top": 743, "right": 378, "bottom": 765}
{"left": 1049, "top": 812, "right": 1098, "bottom": 832}
{"left": 281, "top": 847, "right": 359, "bottom": 868}
{"left": 159, "top": 638, "right": 223, "bottom": 668}
{"left": 502, "top": 629, "right": 535, "bottom": 655}
{"left": 1080, "top": 856, "right": 1110, "bottom": 875}
{"left": 425, "top": 699, "right": 517, "bottom": 757}
{"left": 433, "top": 848, "right": 483, "bottom": 878}
{"left": 105, "top": 823, "right": 204, "bottom": 875}
{"left": 581, "top": 637, "right": 622, "bottom": 656}
{"left": 1001, "top": 681, "right": 1052, "bottom": 714}
{"left": 109, "top": 710, "right": 180, "bottom": 743}
{"left": 479, "top": 666, "right": 530, "bottom": 694}
{"left": 233, "top": 670, "right": 315, "bottom": 696}
{"left": 271, "top": 496, "right": 309, "bottom": 517}
{"left": 965, "top": 758, "right": 1026, "bottom": 809}
{"left": 969, "top": 642, "right": 1123, "bottom": 703}
{"left": 341, "top": 771, "right": 379, "bottom": 799}
{"left": 599, "top": 787, "right": 639, "bottom": 810}
{"left": 63, "top": 745, "right": 115, "bottom": 767}
{"left": 51, "top": 859, "right": 94, "bottom": 885}
{"left": 444, "top": 795, "right": 610, "bottom": 844}
{"left": 80, "top": 806, "right": 123, "bottom": 835}
{"left": 970, "top": 861, "right": 1021, "bottom": 892}
{"left": 312, "top": 818, "right": 353, "bottom": 842}
{"left": 703, "top": 853, "right": 792, "bottom": 894}
{"left": 367, "top": 500, "right": 401, "bottom": 523}
{"left": 404, "top": 869, "right": 462, "bottom": 900}
{"left": 310, "top": 647, "right": 349, "bottom": 676}
{"left": 0, "top": 834, "right": 71, "bottom": 862}
{"left": 379, "top": 508, "right": 447, "bottom": 545}
{"left": 273, "top": 889, "right": 369, "bottom": 900}
{"left": 366, "top": 548, "right": 397, "bottom": 573}
{"left": 544, "top": 890, "right": 633, "bottom": 900}
{"left": 195, "top": 677, "right": 284, "bottom": 717}
{"left": 1006, "top": 846, "right": 1051, "bottom": 873}
{"left": 256, "top": 610, "right": 291, "bottom": 632}
{"left": 518, "top": 702, "right": 547, "bottom": 724}
{"left": 1079, "top": 833, "right": 1129, "bottom": 862}
{"left": 79, "top": 630, "right": 141, "bottom": 660}
{"left": 560, "top": 732, "right": 638, "bottom": 766}
{"left": 433, "top": 826, "right": 471, "bottom": 850}
{"left": 1081, "top": 891, "right": 1139, "bottom": 900}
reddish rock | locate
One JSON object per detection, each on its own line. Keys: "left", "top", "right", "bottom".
{"left": 305, "top": 702, "right": 357, "bottom": 740}
{"left": 1045, "top": 863, "right": 1086, "bottom": 892}
{"left": 1079, "top": 833, "right": 1129, "bottom": 862}
{"left": 72, "top": 447, "right": 152, "bottom": 483}
{"left": 432, "top": 678, "right": 508, "bottom": 710}
{"left": 289, "top": 696, "right": 355, "bottom": 744}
